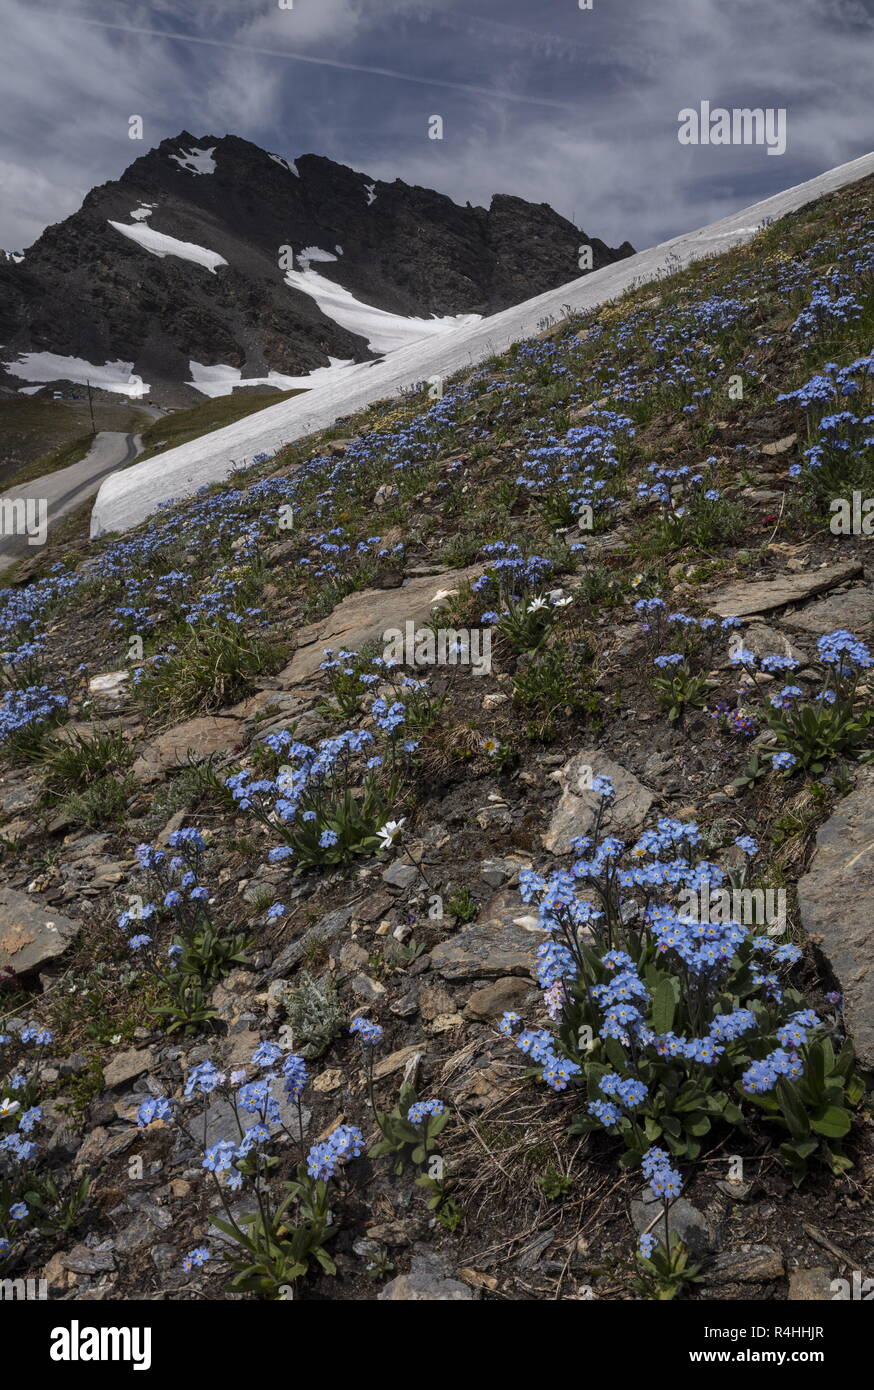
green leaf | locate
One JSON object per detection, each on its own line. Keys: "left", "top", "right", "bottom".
{"left": 810, "top": 1105, "right": 851, "bottom": 1139}
{"left": 651, "top": 976, "right": 676, "bottom": 1035}
{"left": 805, "top": 1039, "right": 826, "bottom": 1098}
{"left": 846, "top": 1074, "right": 865, "bottom": 1107}
{"left": 314, "top": 1248, "right": 337, "bottom": 1275}
{"left": 775, "top": 1078, "right": 811, "bottom": 1140}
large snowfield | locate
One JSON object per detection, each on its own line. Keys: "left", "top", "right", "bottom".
{"left": 90, "top": 150, "right": 874, "bottom": 538}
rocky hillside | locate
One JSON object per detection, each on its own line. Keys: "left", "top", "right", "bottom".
{"left": 0, "top": 132, "right": 633, "bottom": 404}
{"left": 0, "top": 173, "right": 872, "bottom": 1305}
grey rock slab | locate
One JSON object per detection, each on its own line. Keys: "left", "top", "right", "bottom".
{"left": 479, "top": 857, "right": 519, "bottom": 888}
{"left": 202, "top": 1077, "right": 311, "bottom": 1149}
{"left": 797, "top": 773, "right": 874, "bottom": 1068}
{"left": 113, "top": 1211, "right": 170, "bottom": 1256}
{"left": 430, "top": 889, "right": 539, "bottom": 982}
{"left": 737, "top": 622, "right": 807, "bottom": 665}
{"left": 102, "top": 1048, "right": 156, "bottom": 1090}
{"left": 516, "top": 1229, "right": 557, "bottom": 1270}
{"left": 704, "top": 1245, "right": 784, "bottom": 1284}
{"left": 760, "top": 433, "right": 798, "bottom": 456}
{"left": 227, "top": 687, "right": 320, "bottom": 720}
{"left": 463, "top": 976, "right": 534, "bottom": 1020}
{"left": 350, "top": 973, "right": 386, "bottom": 1003}
{"left": 61, "top": 1245, "right": 117, "bottom": 1275}
{"left": 274, "top": 564, "right": 484, "bottom": 686}
{"left": 631, "top": 1188, "right": 717, "bottom": 1259}
{"left": 260, "top": 905, "right": 355, "bottom": 982}
{"left": 378, "top": 1252, "right": 478, "bottom": 1301}
{"left": 781, "top": 585, "right": 874, "bottom": 636}
{"left": 707, "top": 561, "right": 862, "bottom": 618}
{"left": 207, "top": 1196, "right": 267, "bottom": 1246}
{"left": 131, "top": 715, "right": 246, "bottom": 782}
{"left": 0, "top": 887, "right": 79, "bottom": 975}
{"left": 0, "top": 778, "right": 40, "bottom": 816}
{"left": 372, "top": 1044, "right": 424, "bottom": 1081}
{"left": 72, "top": 1126, "right": 137, "bottom": 1175}
{"left": 390, "top": 986, "right": 420, "bottom": 1019}
{"left": 543, "top": 749, "right": 654, "bottom": 855}
{"left": 88, "top": 671, "right": 130, "bottom": 700}
{"left": 788, "top": 1267, "right": 836, "bottom": 1300}
{"left": 382, "top": 860, "right": 420, "bottom": 890}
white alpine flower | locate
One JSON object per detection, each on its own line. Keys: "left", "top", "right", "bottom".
{"left": 377, "top": 819, "right": 405, "bottom": 850}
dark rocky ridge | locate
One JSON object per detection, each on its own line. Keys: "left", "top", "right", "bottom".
{"left": 0, "top": 131, "right": 633, "bottom": 400}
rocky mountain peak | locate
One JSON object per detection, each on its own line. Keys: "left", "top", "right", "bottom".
{"left": 0, "top": 132, "right": 634, "bottom": 404}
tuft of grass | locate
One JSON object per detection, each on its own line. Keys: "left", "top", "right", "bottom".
{"left": 135, "top": 620, "right": 281, "bottom": 718}
{"left": 38, "top": 726, "right": 134, "bottom": 826}
{"left": 512, "top": 640, "right": 604, "bottom": 724}
{"left": 446, "top": 886, "right": 478, "bottom": 923}
{"left": 40, "top": 726, "right": 133, "bottom": 797}
{"left": 142, "top": 753, "right": 237, "bottom": 832}
{"left": 59, "top": 774, "right": 133, "bottom": 828}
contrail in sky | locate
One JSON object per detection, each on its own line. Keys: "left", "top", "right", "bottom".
{"left": 60, "top": 14, "right": 586, "bottom": 112}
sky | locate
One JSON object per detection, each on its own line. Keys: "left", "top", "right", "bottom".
{"left": 0, "top": 0, "right": 872, "bottom": 253}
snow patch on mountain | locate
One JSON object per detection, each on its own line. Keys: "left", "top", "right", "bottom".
{"left": 108, "top": 220, "right": 228, "bottom": 273}
{"left": 187, "top": 357, "right": 363, "bottom": 398}
{"left": 282, "top": 265, "right": 481, "bottom": 353}
{"left": 4, "top": 352, "right": 151, "bottom": 396}
{"left": 296, "top": 246, "right": 339, "bottom": 269}
{"left": 169, "top": 145, "right": 216, "bottom": 175}
{"left": 269, "top": 152, "right": 299, "bottom": 176}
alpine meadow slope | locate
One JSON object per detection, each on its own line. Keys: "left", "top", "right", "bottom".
{"left": 90, "top": 150, "right": 874, "bottom": 537}
{"left": 1, "top": 157, "right": 874, "bottom": 1307}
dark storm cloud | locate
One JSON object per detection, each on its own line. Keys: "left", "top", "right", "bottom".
{"left": 0, "top": 0, "right": 871, "bottom": 251}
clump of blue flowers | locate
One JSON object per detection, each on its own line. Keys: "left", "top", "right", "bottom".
{"left": 731, "top": 627, "right": 873, "bottom": 774}
{"left": 227, "top": 721, "right": 413, "bottom": 872}
{"left": 505, "top": 788, "right": 862, "bottom": 1182}
{"left": 138, "top": 1041, "right": 362, "bottom": 1297}
{"left": 119, "top": 829, "right": 251, "bottom": 1032}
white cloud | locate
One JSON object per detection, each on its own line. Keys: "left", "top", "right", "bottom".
{"left": 0, "top": 161, "right": 85, "bottom": 249}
